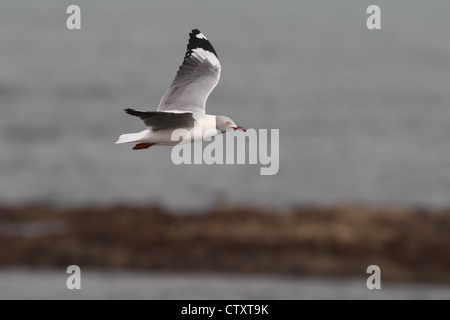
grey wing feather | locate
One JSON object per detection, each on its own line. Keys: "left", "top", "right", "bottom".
{"left": 158, "top": 29, "right": 221, "bottom": 114}
{"left": 124, "top": 108, "right": 195, "bottom": 131}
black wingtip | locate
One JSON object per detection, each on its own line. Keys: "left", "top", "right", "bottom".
{"left": 124, "top": 108, "right": 135, "bottom": 115}
{"left": 124, "top": 108, "right": 144, "bottom": 118}
{"left": 186, "top": 28, "right": 218, "bottom": 58}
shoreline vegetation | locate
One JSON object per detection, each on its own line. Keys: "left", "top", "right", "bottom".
{"left": 1, "top": 203, "right": 449, "bottom": 284}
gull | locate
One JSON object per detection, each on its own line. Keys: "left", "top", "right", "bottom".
{"left": 115, "top": 29, "right": 246, "bottom": 150}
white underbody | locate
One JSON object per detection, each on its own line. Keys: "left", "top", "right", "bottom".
{"left": 115, "top": 112, "right": 218, "bottom": 146}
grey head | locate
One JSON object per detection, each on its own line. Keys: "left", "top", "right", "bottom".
{"left": 215, "top": 115, "right": 246, "bottom": 133}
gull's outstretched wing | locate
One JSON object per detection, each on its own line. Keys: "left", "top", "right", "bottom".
{"left": 157, "top": 29, "right": 221, "bottom": 114}
{"left": 124, "top": 108, "right": 194, "bottom": 131}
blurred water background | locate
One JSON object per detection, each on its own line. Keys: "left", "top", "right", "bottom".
{"left": 1, "top": 0, "right": 450, "bottom": 209}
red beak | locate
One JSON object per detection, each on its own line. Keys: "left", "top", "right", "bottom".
{"left": 232, "top": 126, "right": 246, "bottom": 132}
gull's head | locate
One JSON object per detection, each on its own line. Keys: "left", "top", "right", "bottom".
{"left": 216, "top": 116, "right": 246, "bottom": 133}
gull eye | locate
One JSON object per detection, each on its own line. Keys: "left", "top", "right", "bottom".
{"left": 225, "top": 121, "right": 231, "bottom": 126}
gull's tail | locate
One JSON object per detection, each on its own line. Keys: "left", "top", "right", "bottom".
{"left": 115, "top": 130, "right": 149, "bottom": 144}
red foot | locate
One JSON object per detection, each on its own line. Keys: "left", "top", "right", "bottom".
{"left": 132, "top": 143, "right": 155, "bottom": 150}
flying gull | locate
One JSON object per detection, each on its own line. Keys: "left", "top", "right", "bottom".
{"left": 115, "top": 29, "right": 246, "bottom": 150}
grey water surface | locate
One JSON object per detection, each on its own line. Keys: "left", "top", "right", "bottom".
{"left": 1, "top": 269, "right": 449, "bottom": 300}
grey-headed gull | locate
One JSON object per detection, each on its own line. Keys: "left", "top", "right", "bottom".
{"left": 115, "top": 29, "right": 246, "bottom": 150}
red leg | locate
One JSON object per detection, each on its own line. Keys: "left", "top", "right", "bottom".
{"left": 132, "top": 143, "right": 155, "bottom": 150}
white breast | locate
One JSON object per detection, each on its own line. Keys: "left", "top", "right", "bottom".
{"left": 189, "top": 113, "right": 218, "bottom": 141}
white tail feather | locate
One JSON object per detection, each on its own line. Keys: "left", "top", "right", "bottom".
{"left": 115, "top": 130, "right": 149, "bottom": 144}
